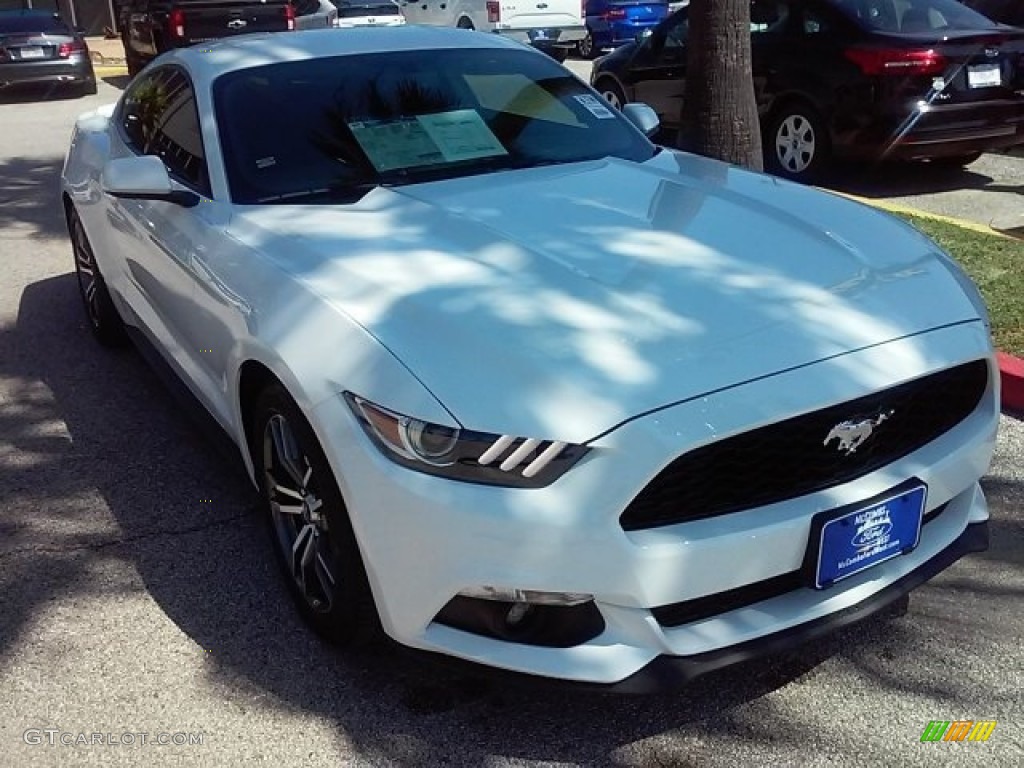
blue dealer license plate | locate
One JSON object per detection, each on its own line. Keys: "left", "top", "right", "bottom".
{"left": 811, "top": 483, "right": 926, "bottom": 589}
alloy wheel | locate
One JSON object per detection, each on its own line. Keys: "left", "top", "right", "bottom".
{"left": 601, "top": 87, "right": 623, "bottom": 110}
{"left": 72, "top": 215, "right": 102, "bottom": 329}
{"left": 263, "top": 413, "right": 338, "bottom": 614}
{"left": 775, "top": 114, "right": 816, "bottom": 175}
{"left": 579, "top": 32, "right": 593, "bottom": 59}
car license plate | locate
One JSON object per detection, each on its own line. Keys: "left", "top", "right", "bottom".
{"left": 968, "top": 63, "right": 1001, "bottom": 88}
{"left": 808, "top": 482, "right": 926, "bottom": 589}
{"left": 19, "top": 46, "right": 45, "bottom": 59}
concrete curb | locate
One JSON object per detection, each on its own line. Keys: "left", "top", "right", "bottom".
{"left": 833, "top": 190, "right": 1024, "bottom": 417}
{"left": 94, "top": 65, "right": 128, "bottom": 77}
{"left": 998, "top": 352, "right": 1024, "bottom": 415}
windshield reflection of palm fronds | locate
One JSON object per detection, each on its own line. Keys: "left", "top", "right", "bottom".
{"left": 311, "top": 75, "right": 460, "bottom": 174}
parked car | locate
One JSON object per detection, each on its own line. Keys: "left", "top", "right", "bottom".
{"left": 577, "top": 0, "right": 669, "bottom": 58}
{"left": 961, "top": 0, "right": 1024, "bottom": 26}
{"left": 331, "top": 0, "right": 404, "bottom": 27}
{"left": 398, "top": 0, "right": 585, "bottom": 61}
{"left": 0, "top": 9, "right": 96, "bottom": 95}
{"left": 117, "top": 0, "right": 297, "bottom": 76}
{"left": 62, "top": 26, "right": 997, "bottom": 690}
{"left": 591, "top": 0, "right": 1024, "bottom": 181}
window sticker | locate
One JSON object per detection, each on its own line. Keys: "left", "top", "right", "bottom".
{"left": 416, "top": 110, "right": 507, "bottom": 163}
{"left": 348, "top": 110, "right": 507, "bottom": 173}
{"left": 348, "top": 118, "right": 445, "bottom": 172}
{"left": 573, "top": 94, "right": 616, "bottom": 120}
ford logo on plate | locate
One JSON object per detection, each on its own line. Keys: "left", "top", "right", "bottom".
{"left": 851, "top": 520, "right": 893, "bottom": 550}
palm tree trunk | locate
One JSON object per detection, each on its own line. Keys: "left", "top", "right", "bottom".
{"left": 678, "top": 0, "right": 763, "bottom": 171}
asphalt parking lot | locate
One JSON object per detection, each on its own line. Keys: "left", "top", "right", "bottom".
{"left": 0, "top": 77, "right": 1022, "bottom": 768}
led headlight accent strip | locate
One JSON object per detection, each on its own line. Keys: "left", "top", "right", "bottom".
{"left": 344, "top": 392, "right": 589, "bottom": 488}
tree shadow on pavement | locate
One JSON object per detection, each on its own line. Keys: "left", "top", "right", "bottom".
{"left": 0, "top": 155, "right": 68, "bottom": 241}
{"left": 823, "top": 160, "right": 995, "bottom": 200}
{"left": 5, "top": 253, "right": 1022, "bottom": 764}
{"left": 4, "top": 276, "right": 963, "bottom": 766}
{"left": 100, "top": 75, "right": 130, "bottom": 91}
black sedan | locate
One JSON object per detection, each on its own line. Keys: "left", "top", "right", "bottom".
{"left": 961, "top": 0, "right": 1024, "bottom": 26}
{"left": 0, "top": 9, "right": 96, "bottom": 96}
{"left": 591, "top": 0, "right": 1024, "bottom": 180}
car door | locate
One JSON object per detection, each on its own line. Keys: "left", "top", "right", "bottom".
{"left": 106, "top": 65, "right": 234, "bottom": 427}
{"left": 629, "top": 10, "right": 687, "bottom": 126}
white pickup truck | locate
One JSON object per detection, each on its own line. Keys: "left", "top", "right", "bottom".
{"left": 399, "top": 0, "right": 585, "bottom": 60}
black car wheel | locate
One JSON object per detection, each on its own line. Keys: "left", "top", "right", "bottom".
{"left": 68, "top": 207, "right": 127, "bottom": 346}
{"left": 766, "top": 103, "right": 830, "bottom": 183}
{"left": 595, "top": 77, "right": 626, "bottom": 110}
{"left": 578, "top": 30, "right": 595, "bottom": 59}
{"left": 125, "top": 45, "right": 143, "bottom": 78}
{"left": 253, "top": 384, "right": 381, "bottom": 647}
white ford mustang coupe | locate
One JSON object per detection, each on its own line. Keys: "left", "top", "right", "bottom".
{"left": 61, "top": 27, "right": 998, "bottom": 690}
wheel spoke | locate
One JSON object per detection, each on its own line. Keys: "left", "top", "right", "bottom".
{"left": 271, "top": 500, "right": 303, "bottom": 516}
{"left": 272, "top": 482, "right": 303, "bottom": 501}
{"left": 291, "top": 523, "right": 315, "bottom": 590}
{"left": 269, "top": 416, "right": 307, "bottom": 489}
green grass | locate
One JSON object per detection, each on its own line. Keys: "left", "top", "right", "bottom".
{"left": 895, "top": 213, "right": 1024, "bottom": 357}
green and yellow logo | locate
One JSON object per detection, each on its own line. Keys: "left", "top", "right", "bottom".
{"left": 921, "top": 720, "right": 997, "bottom": 742}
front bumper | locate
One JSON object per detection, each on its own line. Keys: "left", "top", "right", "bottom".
{"left": 0, "top": 56, "right": 94, "bottom": 88}
{"left": 312, "top": 322, "right": 997, "bottom": 685}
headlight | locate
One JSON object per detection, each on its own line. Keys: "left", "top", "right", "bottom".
{"left": 344, "top": 393, "right": 589, "bottom": 487}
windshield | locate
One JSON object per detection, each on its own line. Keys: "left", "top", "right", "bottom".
{"left": 0, "top": 12, "right": 72, "bottom": 35}
{"left": 828, "top": 0, "right": 998, "bottom": 32}
{"left": 213, "top": 48, "right": 656, "bottom": 204}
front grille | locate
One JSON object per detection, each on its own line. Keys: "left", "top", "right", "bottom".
{"left": 620, "top": 360, "right": 988, "bottom": 531}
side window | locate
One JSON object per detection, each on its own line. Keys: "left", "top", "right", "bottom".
{"left": 120, "top": 67, "right": 210, "bottom": 195}
{"left": 801, "top": 5, "right": 835, "bottom": 34}
{"left": 750, "top": 0, "right": 791, "bottom": 33}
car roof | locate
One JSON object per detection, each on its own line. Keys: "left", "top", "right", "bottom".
{"left": 174, "top": 27, "right": 531, "bottom": 81}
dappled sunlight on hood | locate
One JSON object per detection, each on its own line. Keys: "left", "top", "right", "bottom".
{"left": 230, "top": 155, "right": 980, "bottom": 441}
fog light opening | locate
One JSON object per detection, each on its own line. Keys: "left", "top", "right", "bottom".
{"left": 435, "top": 590, "right": 606, "bottom": 648}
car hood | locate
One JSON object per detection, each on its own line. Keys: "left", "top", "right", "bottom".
{"left": 231, "top": 150, "right": 982, "bottom": 443}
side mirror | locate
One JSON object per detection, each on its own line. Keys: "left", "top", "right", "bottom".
{"left": 102, "top": 155, "right": 199, "bottom": 207}
{"left": 622, "top": 102, "right": 660, "bottom": 138}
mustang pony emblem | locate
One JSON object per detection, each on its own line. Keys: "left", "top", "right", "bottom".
{"left": 823, "top": 410, "right": 894, "bottom": 455}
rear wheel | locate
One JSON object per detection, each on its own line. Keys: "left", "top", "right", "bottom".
{"left": 577, "top": 30, "right": 595, "bottom": 59}
{"left": 595, "top": 77, "right": 626, "bottom": 110}
{"left": 124, "top": 44, "right": 143, "bottom": 78}
{"left": 765, "top": 103, "right": 831, "bottom": 183}
{"left": 548, "top": 46, "right": 569, "bottom": 63}
{"left": 252, "top": 384, "right": 381, "bottom": 647}
{"left": 68, "top": 207, "right": 127, "bottom": 347}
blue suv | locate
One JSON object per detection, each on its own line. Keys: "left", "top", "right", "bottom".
{"left": 578, "top": 0, "right": 669, "bottom": 58}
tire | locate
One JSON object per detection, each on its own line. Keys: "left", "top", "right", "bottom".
{"left": 125, "top": 46, "right": 143, "bottom": 78}
{"left": 548, "top": 46, "right": 569, "bottom": 63}
{"left": 456, "top": 18, "right": 474, "bottom": 30}
{"left": 252, "top": 384, "right": 381, "bottom": 647}
{"left": 594, "top": 77, "right": 626, "bottom": 110}
{"left": 764, "top": 102, "right": 831, "bottom": 183}
{"left": 577, "top": 30, "right": 595, "bottom": 60}
{"left": 68, "top": 207, "right": 128, "bottom": 347}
